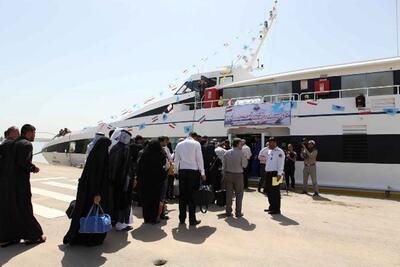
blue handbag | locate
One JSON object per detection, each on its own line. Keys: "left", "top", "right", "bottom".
{"left": 79, "top": 204, "right": 112, "bottom": 234}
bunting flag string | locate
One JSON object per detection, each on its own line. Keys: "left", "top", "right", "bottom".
{"left": 183, "top": 125, "right": 193, "bottom": 135}
{"left": 198, "top": 115, "right": 206, "bottom": 124}
{"left": 383, "top": 107, "right": 398, "bottom": 116}
{"left": 152, "top": 115, "right": 159, "bottom": 122}
{"left": 332, "top": 104, "right": 345, "bottom": 112}
{"left": 144, "top": 96, "right": 155, "bottom": 105}
{"left": 306, "top": 100, "right": 318, "bottom": 106}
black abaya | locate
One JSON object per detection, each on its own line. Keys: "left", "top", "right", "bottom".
{"left": 137, "top": 141, "right": 166, "bottom": 224}
{"left": 13, "top": 137, "right": 43, "bottom": 241}
{"left": 63, "top": 137, "right": 111, "bottom": 246}
{"left": 0, "top": 140, "right": 19, "bottom": 243}
{"left": 109, "top": 142, "right": 132, "bottom": 225}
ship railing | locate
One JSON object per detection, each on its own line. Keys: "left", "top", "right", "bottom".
{"left": 263, "top": 93, "right": 299, "bottom": 103}
{"left": 179, "top": 93, "right": 301, "bottom": 109}
{"left": 300, "top": 85, "right": 400, "bottom": 100}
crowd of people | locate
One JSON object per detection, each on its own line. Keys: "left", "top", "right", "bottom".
{"left": 0, "top": 124, "right": 320, "bottom": 248}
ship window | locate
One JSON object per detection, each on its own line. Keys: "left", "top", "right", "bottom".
{"left": 75, "top": 139, "right": 92, "bottom": 154}
{"left": 44, "top": 142, "right": 69, "bottom": 153}
{"left": 69, "top": 142, "right": 76, "bottom": 153}
{"left": 219, "top": 76, "right": 233, "bottom": 86}
{"left": 341, "top": 71, "right": 393, "bottom": 97}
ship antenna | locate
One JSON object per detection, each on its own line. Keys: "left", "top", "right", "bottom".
{"left": 244, "top": 0, "right": 278, "bottom": 71}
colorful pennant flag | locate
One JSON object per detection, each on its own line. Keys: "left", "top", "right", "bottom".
{"left": 138, "top": 123, "right": 146, "bottom": 130}
{"left": 183, "top": 125, "right": 193, "bottom": 135}
{"left": 359, "top": 110, "right": 371, "bottom": 115}
{"left": 144, "top": 97, "right": 155, "bottom": 105}
{"left": 162, "top": 113, "right": 168, "bottom": 121}
{"left": 306, "top": 101, "right": 318, "bottom": 106}
{"left": 198, "top": 115, "right": 206, "bottom": 124}
{"left": 383, "top": 107, "right": 398, "bottom": 116}
{"left": 332, "top": 104, "right": 345, "bottom": 112}
{"left": 152, "top": 115, "right": 159, "bottom": 122}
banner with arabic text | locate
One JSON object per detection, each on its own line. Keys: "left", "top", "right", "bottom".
{"left": 224, "top": 102, "right": 291, "bottom": 127}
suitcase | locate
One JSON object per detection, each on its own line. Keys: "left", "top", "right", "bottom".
{"left": 215, "top": 190, "right": 226, "bottom": 207}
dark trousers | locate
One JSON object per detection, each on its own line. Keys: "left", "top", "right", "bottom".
{"left": 285, "top": 165, "right": 295, "bottom": 188}
{"left": 266, "top": 171, "right": 281, "bottom": 213}
{"left": 243, "top": 166, "right": 249, "bottom": 189}
{"left": 167, "top": 175, "right": 175, "bottom": 199}
{"left": 258, "top": 164, "right": 266, "bottom": 191}
{"left": 178, "top": 170, "right": 200, "bottom": 224}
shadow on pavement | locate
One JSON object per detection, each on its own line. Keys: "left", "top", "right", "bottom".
{"left": 225, "top": 217, "right": 256, "bottom": 231}
{"left": 207, "top": 204, "right": 225, "bottom": 212}
{"left": 271, "top": 214, "right": 299, "bottom": 226}
{"left": 131, "top": 222, "right": 167, "bottom": 243}
{"left": 132, "top": 206, "right": 143, "bottom": 219}
{"left": 59, "top": 230, "right": 130, "bottom": 267}
{"left": 0, "top": 243, "right": 38, "bottom": 266}
{"left": 312, "top": 195, "right": 331, "bottom": 202}
{"left": 172, "top": 224, "right": 216, "bottom": 244}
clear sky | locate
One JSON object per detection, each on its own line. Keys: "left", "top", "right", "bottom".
{"left": 0, "top": 0, "right": 398, "bottom": 137}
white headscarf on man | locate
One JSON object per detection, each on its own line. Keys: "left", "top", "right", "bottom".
{"left": 109, "top": 128, "right": 131, "bottom": 152}
{"left": 86, "top": 132, "right": 105, "bottom": 156}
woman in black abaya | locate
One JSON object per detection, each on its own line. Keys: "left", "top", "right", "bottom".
{"left": 137, "top": 140, "right": 168, "bottom": 224}
{"left": 63, "top": 136, "right": 111, "bottom": 246}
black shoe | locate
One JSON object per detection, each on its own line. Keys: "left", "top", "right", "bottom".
{"left": 313, "top": 193, "right": 320, "bottom": 197}
{"left": 264, "top": 209, "right": 270, "bottom": 212}
{"left": 258, "top": 188, "right": 262, "bottom": 193}
{"left": 268, "top": 211, "right": 281, "bottom": 215}
{"left": 160, "top": 215, "right": 169, "bottom": 220}
{"left": 0, "top": 240, "right": 20, "bottom": 247}
{"left": 179, "top": 220, "right": 185, "bottom": 225}
{"left": 301, "top": 191, "right": 308, "bottom": 194}
{"left": 236, "top": 213, "right": 244, "bottom": 218}
{"left": 189, "top": 220, "right": 201, "bottom": 226}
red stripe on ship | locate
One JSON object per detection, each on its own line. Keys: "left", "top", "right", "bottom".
{"left": 306, "top": 101, "right": 318, "bottom": 106}
{"left": 359, "top": 111, "right": 371, "bottom": 115}
{"left": 168, "top": 123, "right": 176, "bottom": 129}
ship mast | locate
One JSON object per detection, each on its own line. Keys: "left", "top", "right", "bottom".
{"left": 244, "top": 0, "right": 278, "bottom": 71}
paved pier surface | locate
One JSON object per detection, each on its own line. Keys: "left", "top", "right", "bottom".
{"left": 1, "top": 163, "right": 399, "bottom": 267}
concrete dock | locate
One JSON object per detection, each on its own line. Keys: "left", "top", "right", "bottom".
{"left": 1, "top": 163, "right": 399, "bottom": 267}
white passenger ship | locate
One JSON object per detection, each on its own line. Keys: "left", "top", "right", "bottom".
{"left": 42, "top": 3, "right": 400, "bottom": 193}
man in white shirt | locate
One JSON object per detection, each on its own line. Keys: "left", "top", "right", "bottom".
{"left": 174, "top": 132, "right": 206, "bottom": 226}
{"left": 241, "top": 139, "right": 252, "bottom": 189}
{"left": 264, "top": 137, "right": 285, "bottom": 215}
{"left": 257, "top": 142, "right": 269, "bottom": 193}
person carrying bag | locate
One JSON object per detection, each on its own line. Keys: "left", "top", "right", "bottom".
{"left": 79, "top": 204, "right": 112, "bottom": 234}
